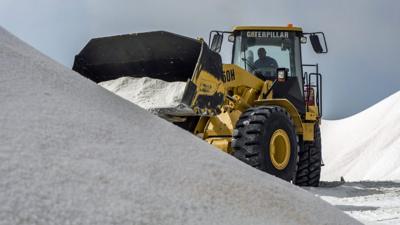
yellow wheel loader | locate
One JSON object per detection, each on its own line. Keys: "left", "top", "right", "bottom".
{"left": 73, "top": 25, "right": 327, "bottom": 186}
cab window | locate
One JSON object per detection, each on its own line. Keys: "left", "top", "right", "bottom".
{"left": 232, "top": 31, "right": 301, "bottom": 80}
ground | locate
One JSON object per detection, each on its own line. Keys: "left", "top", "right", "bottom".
{"left": 305, "top": 181, "right": 400, "bottom": 225}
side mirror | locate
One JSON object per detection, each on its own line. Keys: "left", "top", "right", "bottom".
{"left": 210, "top": 33, "right": 223, "bottom": 53}
{"left": 308, "top": 32, "right": 328, "bottom": 54}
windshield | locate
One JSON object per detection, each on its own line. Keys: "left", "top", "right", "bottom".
{"left": 232, "top": 31, "right": 302, "bottom": 81}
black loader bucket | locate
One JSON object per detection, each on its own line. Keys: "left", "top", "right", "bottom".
{"left": 73, "top": 31, "right": 225, "bottom": 117}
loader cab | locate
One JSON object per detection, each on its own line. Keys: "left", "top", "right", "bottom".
{"left": 209, "top": 25, "right": 328, "bottom": 116}
{"left": 234, "top": 27, "right": 307, "bottom": 114}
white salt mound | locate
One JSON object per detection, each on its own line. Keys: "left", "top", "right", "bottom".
{"left": 0, "top": 26, "right": 359, "bottom": 225}
{"left": 321, "top": 91, "right": 400, "bottom": 181}
{"left": 99, "top": 77, "right": 186, "bottom": 111}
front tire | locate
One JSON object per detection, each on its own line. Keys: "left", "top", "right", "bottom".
{"left": 232, "top": 106, "right": 298, "bottom": 182}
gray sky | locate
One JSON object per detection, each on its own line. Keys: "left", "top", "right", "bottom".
{"left": 1, "top": 0, "right": 399, "bottom": 119}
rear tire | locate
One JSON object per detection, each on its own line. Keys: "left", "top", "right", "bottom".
{"left": 295, "top": 124, "right": 322, "bottom": 187}
{"left": 232, "top": 106, "right": 298, "bottom": 182}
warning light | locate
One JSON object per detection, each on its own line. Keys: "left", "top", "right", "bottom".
{"left": 287, "top": 24, "right": 293, "bottom": 27}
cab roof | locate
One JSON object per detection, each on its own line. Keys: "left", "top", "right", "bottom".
{"left": 233, "top": 25, "right": 302, "bottom": 32}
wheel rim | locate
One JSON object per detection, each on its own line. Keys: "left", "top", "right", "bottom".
{"left": 269, "top": 129, "right": 291, "bottom": 170}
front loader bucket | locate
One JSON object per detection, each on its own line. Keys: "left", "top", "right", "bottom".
{"left": 73, "top": 31, "right": 225, "bottom": 117}
{"left": 73, "top": 31, "right": 204, "bottom": 83}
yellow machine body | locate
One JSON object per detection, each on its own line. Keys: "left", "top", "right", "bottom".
{"left": 192, "top": 63, "right": 318, "bottom": 153}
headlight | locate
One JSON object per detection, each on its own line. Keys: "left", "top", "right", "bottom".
{"left": 277, "top": 68, "right": 288, "bottom": 82}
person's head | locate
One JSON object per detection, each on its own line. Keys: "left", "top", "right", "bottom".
{"left": 257, "top": 48, "right": 267, "bottom": 59}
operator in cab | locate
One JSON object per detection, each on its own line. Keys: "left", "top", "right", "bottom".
{"left": 254, "top": 47, "right": 278, "bottom": 70}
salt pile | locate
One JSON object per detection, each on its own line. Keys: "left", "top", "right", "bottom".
{"left": 0, "top": 26, "right": 359, "bottom": 225}
{"left": 99, "top": 77, "right": 186, "bottom": 112}
{"left": 321, "top": 91, "right": 400, "bottom": 181}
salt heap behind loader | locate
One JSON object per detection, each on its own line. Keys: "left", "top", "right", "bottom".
{"left": 73, "top": 25, "right": 328, "bottom": 186}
